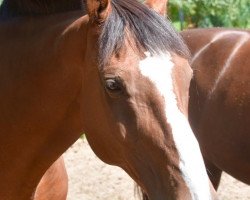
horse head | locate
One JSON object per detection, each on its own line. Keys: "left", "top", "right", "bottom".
{"left": 77, "top": 0, "right": 216, "bottom": 199}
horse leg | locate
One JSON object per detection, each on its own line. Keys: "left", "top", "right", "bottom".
{"left": 204, "top": 158, "right": 222, "bottom": 190}
{"left": 33, "top": 156, "right": 68, "bottom": 200}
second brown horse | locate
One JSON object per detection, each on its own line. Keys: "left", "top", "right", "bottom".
{"left": 182, "top": 28, "right": 250, "bottom": 188}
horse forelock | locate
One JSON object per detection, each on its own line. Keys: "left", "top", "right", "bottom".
{"left": 98, "top": 0, "right": 189, "bottom": 67}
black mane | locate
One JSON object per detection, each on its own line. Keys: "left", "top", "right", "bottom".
{"left": 99, "top": 0, "right": 190, "bottom": 66}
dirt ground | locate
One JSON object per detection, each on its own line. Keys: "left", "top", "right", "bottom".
{"left": 64, "top": 139, "right": 250, "bottom": 200}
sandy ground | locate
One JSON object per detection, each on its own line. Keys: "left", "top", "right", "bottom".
{"left": 64, "top": 139, "right": 250, "bottom": 200}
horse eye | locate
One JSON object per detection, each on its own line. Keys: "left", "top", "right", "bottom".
{"left": 105, "top": 78, "right": 122, "bottom": 93}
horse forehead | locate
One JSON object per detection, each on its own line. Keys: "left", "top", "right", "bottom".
{"left": 139, "top": 53, "right": 174, "bottom": 95}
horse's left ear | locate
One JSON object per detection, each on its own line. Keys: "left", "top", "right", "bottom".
{"left": 86, "top": 0, "right": 111, "bottom": 23}
{"left": 144, "top": 0, "right": 168, "bottom": 17}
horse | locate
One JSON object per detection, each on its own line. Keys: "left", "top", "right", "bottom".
{"left": 181, "top": 28, "right": 250, "bottom": 189}
{"left": 144, "top": 0, "right": 250, "bottom": 193}
{"left": 0, "top": 0, "right": 216, "bottom": 199}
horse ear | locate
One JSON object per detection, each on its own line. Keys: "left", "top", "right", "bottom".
{"left": 144, "top": 0, "right": 168, "bottom": 17}
{"left": 86, "top": 0, "right": 111, "bottom": 23}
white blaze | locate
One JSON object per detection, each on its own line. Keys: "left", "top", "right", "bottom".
{"left": 139, "top": 52, "right": 211, "bottom": 200}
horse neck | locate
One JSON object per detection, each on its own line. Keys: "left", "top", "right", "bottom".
{"left": 0, "top": 12, "right": 88, "bottom": 200}
{"left": 0, "top": 0, "right": 83, "bottom": 17}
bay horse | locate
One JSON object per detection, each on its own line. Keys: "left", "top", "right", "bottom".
{"left": 181, "top": 28, "right": 250, "bottom": 189}
{"left": 0, "top": 0, "right": 216, "bottom": 199}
